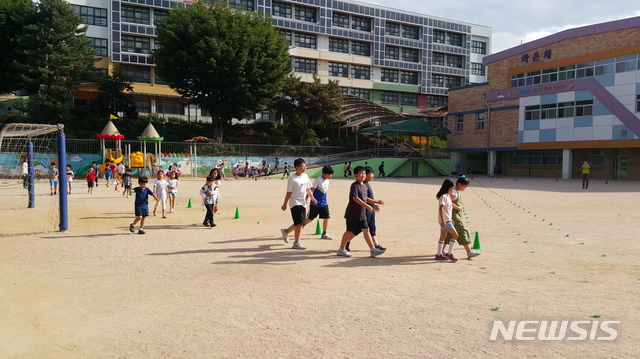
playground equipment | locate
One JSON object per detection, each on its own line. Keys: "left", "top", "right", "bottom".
{"left": 138, "top": 121, "right": 164, "bottom": 175}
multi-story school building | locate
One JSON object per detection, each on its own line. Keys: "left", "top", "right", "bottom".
{"left": 447, "top": 16, "right": 640, "bottom": 180}
{"left": 69, "top": 0, "right": 491, "bottom": 120}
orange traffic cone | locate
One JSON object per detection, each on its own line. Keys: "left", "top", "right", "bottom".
{"left": 114, "top": 183, "right": 119, "bottom": 191}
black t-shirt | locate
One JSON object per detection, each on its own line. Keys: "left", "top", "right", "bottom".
{"left": 344, "top": 181, "right": 368, "bottom": 221}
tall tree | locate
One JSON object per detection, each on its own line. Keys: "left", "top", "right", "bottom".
{"left": 154, "top": 1, "right": 291, "bottom": 142}
{"left": 0, "top": 0, "right": 35, "bottom": 94}
{"left": 94, "top": 66, "right": 137, "bottom": 120}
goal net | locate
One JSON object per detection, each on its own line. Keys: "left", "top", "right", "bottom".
{"left": 0, "top": 123, "right": 68, "bottom": 235}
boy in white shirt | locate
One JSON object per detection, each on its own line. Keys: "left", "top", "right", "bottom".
{"left": 280, "top": 158, "right": 317, "bottom": 249}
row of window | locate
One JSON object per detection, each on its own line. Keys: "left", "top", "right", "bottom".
{"left": 332, "top": 12, "right": 372, "bottom": 32}
{"left": 524, "top": 100, "right": 594, "bottom": 121}
{"left": 385, "top": 45, "right": 420, "bottom": 63}
{"left": 380, "top": 69, "right": 420, "bottom": 85}
{"left": 328, "top": 37, "right": 371, "bottom": 56}
{"left": 471, "top": 40, "right": 487, "bottom": 55}
{"left": 327, "top": 62, "right": 371, "bottom": 80}
{"left": 511, "top": 54, "right": 640, "bottom": 88}
{"left": 432, "top": 52, "right": 464, "bottom": 68}
{"left": 72, "top": 5, "right": 108, "bottom": 27}
{"left": 432, "top": 74, "right": 463, "bottom": 88}
{"left": 273, "top": 1, "right": 317, "bottom": 23}
{"left": 455, "top": 113, "right": 485, "bottom": 132}
{"left": 339, "top": 87, "right": 372, "bottom": 100}
{"left": 134, "top": 99, "right": 185, "bottom": 115}
{"left": 121, "top": 5, "right": 169, "bottom": 25}
{"left": 433, "top": 30, "right": 464, "bottom": 47}
{"left": 513, "top": 150, "right": 605, "bottom": 166}
{"left": 118, "top": 64, "right": 170, "bottom": 85}
{"left": 380, "top": 91, "right": 418, "bottom": 106}
{"left": 88, "top": 37, "right": 108, "bottom": 57}
{"left": 385, "top": 22, "right": 420, "bottom": 40}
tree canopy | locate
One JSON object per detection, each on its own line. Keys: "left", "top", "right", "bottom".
{"left": 154, "top": 1, "right": 292, "bottom": 142}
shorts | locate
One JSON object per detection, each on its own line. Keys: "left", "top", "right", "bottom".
{"left": 50, "top": 180, "right": 58, "bottom": 186}
{"left": 441, "top": 221, "right": 454, "bottom": 231}
{"left": 346, "top": 219, "right": 368, "bottom": 236}
{"left": 124, "top": 185, "right": 131, "bottom": 190}
{"left": 87, "top": 181, "right": 94, "bottom": 188}
{"left": 290, "top": 205, "right": 306, "bottom": 226}
{"left": 135, "top": 206, "right": 149, "bottom": 217}
{"left": 308, "top": 205, "right": 330, "bottom": 220}
{"left": 168, "top": 192, "right": 176, "bottom": 197}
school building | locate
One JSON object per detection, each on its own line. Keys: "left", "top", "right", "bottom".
{"left": 447, "top": 16, "right": 640, "bottom": 180}
{"left": 68, "top": 0, "right": 491, "bottom": 120}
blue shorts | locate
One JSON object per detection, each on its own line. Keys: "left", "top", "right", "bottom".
{"left": 441, "top": 221, "right": 454, "bottom": 231}
{"left": 135, "top": 206, "right": 149, "bottom": 217}
{"left": 50, "top": 180, "right": 58, "bottom": 186}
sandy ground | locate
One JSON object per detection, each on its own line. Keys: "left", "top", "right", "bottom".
{"left": 1, "top": 174, "right": 639, "bottom": 358}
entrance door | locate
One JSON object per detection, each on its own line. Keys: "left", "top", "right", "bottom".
{"left": 616, "top": 149, "right": 627, "bottom": 179}
{"left": 412, "top": 161, "right": 419, "bottom": 176}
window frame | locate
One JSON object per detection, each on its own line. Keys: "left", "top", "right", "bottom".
{"left": 471, "top": 62, "right": 485, "bottom": 76}
{"left": 400, "top": 70, "right": 419, "bottom": 85}
{"left": 380, "top": 91, "right": 399, "bottom": 105}
{"left": 332, "top": 12, "right": 349, "bottom": 28}
{"left": 351, "top": 65, "right": 371, "bottom": 80}
{"left": 401, "top": 25, "right": 420, "bottom": 40}
{"left": 400, "top": 93, "right": 417, "bottom": 106}
{"left": 456, "top": 115, "right": 464, "bottom": 132}
{"left": 88, "top": 37, "right": 108, "bottom": 57}
{"left": 385, "top": 22, "right": 400, "bottom": 37}
{"left": 471, "top": 40, "right": 486, "bottom": 54}
{"left": 294, "top": 4, "right": 317, "bottom": 23}
{"left": 381, "top": 69, "right": 399, "bottom": 83}
{"left": 476, "top": 113, "right": 485, "bottom": 130}
{"left": 329, "top": 37, "right": 349, "bottom": 54}
{"left": 402, "top": 48, "right": 420, "bottom": 63}
{"left": 329, "top": 62, "right": 349, "bottom": 78}
{"left": 294, "top": 32, "right": 317, "bottom": 49}
{"left": 121, "top": 35, "right": 151, "bottom": 55}
{"left": 351, "top": 41, "right": 371, "bottom": 57}
{"left": 351, "top": 88, "right": 370, "bottom": 100}
{"left": 293, "top": 58, "right": 317, "bottom": 74}
{"left": 121, "top": 5, "right": 150, "bottom": 25}
{"left": 272, "top": 1, "right": 292, "bottom": 18}
{"left": 71, "top": 5, "right": 108, "bottom": 27}
{"left": 351, "top": 15, "right": 372, "bottom": 32}
{"left": 433, "top": 30, "right": 445, "bottom": 44}
{"left": 120, "top": 65, "right": 151, "bottom": 83}
{"left": 385, "top": 45, "right": 400, "bottom": 60}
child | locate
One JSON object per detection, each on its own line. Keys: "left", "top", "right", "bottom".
{"left": 86, "top": 167, "right": 96, "bottom": 194}
{"left": 305, "top": 166, "right": 334, "bottom": 239}
{"left": 234, "top": 165, "right": 241, "bottom": 180}
{"left": 91, "top": 162, "right": 100, "bottom": 187}
{"left": 280, "top": 158, "right": 316, "bottom": 249}
{"left": 166, "top": 171, "right": 179, "bottom": 212}
{"left": 109, "top": 161, "right": 118, "bottom": 186}
{"left": 104, "top": 162, "right": 112, "bottom": 187}
{"left": 345, "top": 166, "right": 386, "bottom": 252}
{"left": 122, "top": 168, "right": 133, "bottom": 197}
{"left": 199, "top": 176, "right": 218, "bottom": 227}
{"left": 66, "top": 165, "right": 74, "bottom": 195}
{"left": 210, "top": 168, "right": 222, "bottom": 213}
{"left": 435, "top": 179, "right": 459, "bottom": 261}
{"left": 282, "top": 162, "right": 290, "bottom": 180}
{"left": 117, "top": 161, "right": 126, "bottom": 185}
{"left": 153, "top": 170, "right": 168, "bottom": 218}
{"left": 343, "top": 162, "right": 348, "bottom": 178}
{"left": 48, "top": 163, "right": 58, "bottom": 195}
{"left": 274, "top": 157, "right": 280, "bottom": 172}
{"left": 129, "top": 176, "right": 158, "bottom": 234}
{"left": 336, "top": 166, "right": 385, "bottom": 257}
{"left": 443, "top": 175, "right": 481, "bottom": 259}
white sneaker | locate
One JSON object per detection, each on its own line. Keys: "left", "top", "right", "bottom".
{"left": 292, "top": 241, "right": 306, "bottom": 250}
{"left": 280, "top": 228, "right": 289, "bottom": 243}
{"left": 370, "top": 247, "right": 385, "bottom": 257}
{"left": 337, "top": 248, "right": 352, "bottom": 257}
{"left": 467, "top": 251, "right": 481, "bottom": 259}
{"left": 321, "top": 233, "right": 333, "bottom": 239}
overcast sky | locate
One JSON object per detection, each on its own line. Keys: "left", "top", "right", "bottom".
{"left": 367, "top": 0, "right": 640, "bottom": 53}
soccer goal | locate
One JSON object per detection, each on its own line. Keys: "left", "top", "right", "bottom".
{"left": 0, "top": 123, "right": 68, "bottom": 235}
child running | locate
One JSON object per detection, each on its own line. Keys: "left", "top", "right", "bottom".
{"left": 129, "top": 176, "right": 158, "bottom": 234}
{"left": 166, "top": 171, "right": 180, "bottom": 212}
{"left": 435, "top": 179, "right": 459, "bottom": 261}
{"left": 122, "top": 168, "right": 133, "bottom": 197}
{"left": 280, "top": 158, "right": 316, "bottom": 249}
{"left": 66, "top": 165, "right": 74, "bottom": 195}
{"left": 337, "top": 166, "right": 385, "bottom": 257}
{"left": 345, "top": 166, "right": 386, "bottom": 252}
{"left": 443, "top": 175, "right": 481, "bottom": 259}
{"left": 86, "top": 167, "right": 96, "bottom": 194}
{"left": 304, "top": 166, "right": 334, "bottom": 239}
{"left": 200, "top": 176, "right": 218, "bottom": 227}
{"left": 153, "top": 170, "right": 168, "bottom": 218}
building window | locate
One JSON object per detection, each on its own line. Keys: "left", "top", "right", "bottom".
{"left": 402, "top": 48, "right": 420, "bottom": 63}
{"left": 272, "top": 1, "right": 292, "bottom": 18}
{"left": 385, "top": 46, "right": 400, "bottom": 60}
{"left": 153, "top": 9, "right": 169, "bottom": 24}
{"left": 525, "top": 100, "right": 593, "bottom": 120}
{"left": 401, "top": 71, "right": 419, "bottom": 85}
{"left": 471, "top": 40, "right": 486, "bottom": 54}
{"left": 121, "top": 35, "right": 151, "bottom": 54}
{"left": 433, "top": 30, "right": 445, "bottom": 44}
{"left": 294, "top": 32, "right": 316, "bottom": 49}
{"left": 229, "top": 0, "right": 254, "bottom": 11}
{"left": 339, "top": 87, "right": 349, "bottom": 95}
{"left": 385, "top": 22, "right": 400, "bottom": 37}
{"left": 71, "top": 5, "right": 108, "bottom": 27}
{"left": 135, "top": 99, "right": 152, "bottom": 113}
{"left": 587, "top": 150, "right": 605, "bottom": 166}
{"left": 429, "top": 95, "right": 447, "bottom": 108}
{"left": 351, "top": 65, "right": 370, "bottom": 80}
{"left": 329, "top": 62, "right": 349, "bottom": 78}
{"left": 279, "top": 30, "right": 292, "bottom": 45}
{"left": 402, "top": 25, "right": 420, "bottom": 40}
{"left": 400, "top": 93, "right": 417, "bottom": 106}
{"left": 351, "top": 88, "right": 370, "bottom": 100}
{"left": 446, "top": 54, "right": 464, "bottom": 68}
{"left": 471, "top": 63, "right": 485, "bottom": 76}
{"left": 476, "top": 113, "right": 485, "bottom": 130}
{"left": 456, "top": 115, "right": 464, "bottom": 132}
{"left": 431, "top": 74, "right": 444, "bottom": 87}
{"left": 332, "top": 12, "right": 349, "bottom": 28}
{"left": 512, "top": 150, "right": 562, "bottom": 166}
{"left": 381, "top": 69, "right": 399, "bottom": 83}
{"left": 121, "top": 5, "right": 150, "bottom": 25}
{"left": 381, "top": 91, "right": 399, "bottom": 105}
{"left": 121, "top": 65, "right": 151, "bottom": 83}
{"left": 432, "top": 52, "right": 445, "bottom": 66}
{"left": 294, "top": 58, "right": 316, "bottom": 74}
{"left": 329, "top": 37, "right": 349, "bottom": 53}
{"left": 447, "top": 32, "right": 463, "bottom": 47}
{"left": 157, "top": 101, "right": 184, "bottom": 115}
{"left": 575, "top": 100, "right": 593, "bottom": 116}
{"left": 445, "top": 76, "right": 463, "bottom": 88}
{"left": 88, "top": 37, "right": 108, "bottom": 57}
{"left": 351, "top": 15, "right": 371, "bottom": 32}
{"left": 295, "top": 5, "right": 317, "bottom": 23}
{"left": 351, "top": 41, "right": 371, "bottom": 57}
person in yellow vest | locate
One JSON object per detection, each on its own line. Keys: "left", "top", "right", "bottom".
{"left": 582, "top": 161, "right": 590, "bottom": 189}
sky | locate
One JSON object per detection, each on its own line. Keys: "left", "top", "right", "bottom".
{"left": 367, "top": 0, "right": 640, "bottom": 53}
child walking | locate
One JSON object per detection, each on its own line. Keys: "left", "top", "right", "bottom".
{"left": 280, "top": 158, "right": 316, "bottom": 249}
{"left": 122, "top": 168, "right": 133, "bottom": 197}
{"left": 86, "top": 167, "right": 96, "bottom": 194}
{"left": 166, "top": 171, "right": 180, "bottom": 212}
{"left": 443, "top": 175, "right": 481, "bottom": 259}
{"left": 282, "top": 162, "right": 290, "bottom": 180}
{"left": 435, "top": 179, "right": 459, "bottom": 261}
{"left": 200, "top": 176, "right": 218, "bottom": 227}
{"left": 66, "top": 165, "right": 74, "bottom": 195}
{"left": 305, "top": 166, "right": 334, "bottom": 239}
{"left": 208, "top": 168, "right": 222, "bottom": 213}
{"left": 153, "top": 170, "right": 168, "bottom": 218}
{"left": 345, "top": 166, "right": 386, "bottom": 252}
{"left": 48, "top": 163, "right": 58, "bottom": 195}
{"left": 129, "top": 176, "right": 158, "bottom": 234}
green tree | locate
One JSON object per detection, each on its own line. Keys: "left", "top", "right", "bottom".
{"left": 273, "top": 75, "right": 343, "bottom": 144}
{"left": 94, "top": 66, "right": 137, "bottom": 120}
{"left": 154, "top": 1, "right": 291, "bottom": 142}
{"left": 0, "top": 0, "right": 35, "bottom": 94}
